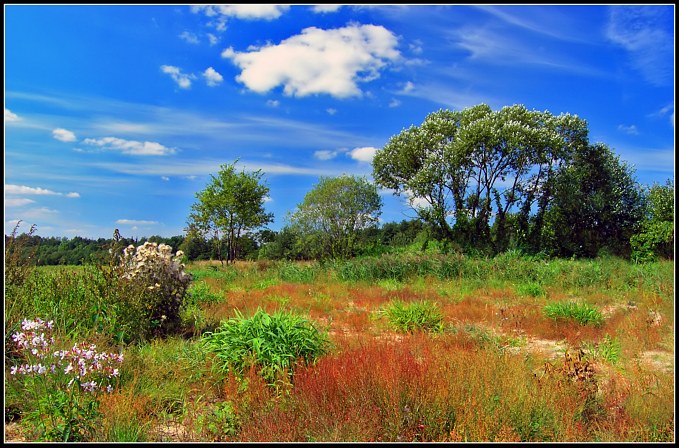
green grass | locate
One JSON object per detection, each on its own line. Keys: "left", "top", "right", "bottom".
{"left": 543, "top": 301, "right": 604, "bottom": 327}
{"left": 202, "top": 309, "right": 331, "bottom": 384}
{"left": 381, "top": 300, "right": 444, "bottom": 333}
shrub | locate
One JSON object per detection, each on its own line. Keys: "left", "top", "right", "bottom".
{"left": 202, "top": 309, "right": 330, "bottom": 384}
{"left": 543, "top": 301, "right": 604, "bottom": 327}
{"left": 381, "top": 300, "right": 444, "bottom": 333}
{"left": 105, "top": 240, "right": 192, "bottom": 343}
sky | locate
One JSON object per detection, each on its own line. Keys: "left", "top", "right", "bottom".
{"left": 4, "top": 4, "right": 675, "bottom": 240}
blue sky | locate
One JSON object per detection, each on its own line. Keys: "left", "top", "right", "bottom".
{"left": 4, "top": 4, "right": 675, "bottom": 240}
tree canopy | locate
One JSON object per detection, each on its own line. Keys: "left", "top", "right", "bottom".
{"left": 288, "top": 175, "right": 382, "bottom": 259}
{"left": 187, "top": 162, "right": 273, "bottom": 264}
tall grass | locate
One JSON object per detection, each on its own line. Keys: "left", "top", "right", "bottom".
{"left": 381, "top": 300, "right": 444, "bottom": 333}
{"left": 202, "top": 309, "right": 331, "bottom": 384}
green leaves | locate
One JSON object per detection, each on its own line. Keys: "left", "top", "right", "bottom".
{"left": 202, "top": 309, "right": 331, "bottom": 384}
{"left": 543, "top": 301, "right": 604, "bottom": 327}
{"left": 381, "top": 300, "right": 444, "bottom": 333}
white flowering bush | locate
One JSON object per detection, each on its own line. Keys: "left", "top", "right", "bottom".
{"left": 113, "top": 241, "right": 192, "bottom": 341}
{"left": 8, "top": 318, "right": 124, "bottom": 441}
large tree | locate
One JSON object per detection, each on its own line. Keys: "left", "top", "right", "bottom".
{"left": 372, "top": 104, "right": 588, "bottom": 254}
{"left": 288, "top": 175, "right": 382, "bottom": 259}
{"left": 188, "top": 162, "right": 273, "bottom": 264}
{"left": 542, "top": 142, "right": 645, "bottom": 258}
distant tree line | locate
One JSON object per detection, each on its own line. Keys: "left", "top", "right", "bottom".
{"left": 7, "top": 104, "right": 674, "bottom": 265}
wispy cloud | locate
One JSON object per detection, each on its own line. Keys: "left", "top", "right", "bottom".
{"left": 202, "top": 67, "right": 223, "bottom": 87}
{"left": 617, "top": 124, "right": 639, "bottom": 135}
{"left": 313, "top": 150, "right": 338, "bottom": 160}
{"left": 221, "top": 24, "right": 400, "bottom": 98}
{"left": 179, "top": 31, "right": 199, "bottom": 44}
{"left": 116, "top": 219, "right": 159, "bottom": 225}
{"left": 82, "top": 136, "right": 176, "bottom": 156}
{"left": 52, "top": 128, "right": 77, "bottom": 142}
{"left": 5, "top": 198, "right": 36, "bottom": 207}
{"left": 160, "top": 65, "right": 196, "bottom": 89}
{"left": 6, "top": 184, "right": 80, "bottom": 197}
{"left": 5, "top": 108, "right": 21, "bottom": 122}
{"left": 606, "top": 6, "right": 673, "bottom": 86}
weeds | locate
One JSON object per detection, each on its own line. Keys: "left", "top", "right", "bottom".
{"left": 544, "top": 301, "right": 604, "bottom": 327}
{"left": 202, "top": 309, "right": 331, "bottom": 384}
{"left": 381, "top": 300, "right": 444, "bottom": 333}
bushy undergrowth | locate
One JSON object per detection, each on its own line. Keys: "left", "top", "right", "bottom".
{"left": 202, "top": 309, "right": 331, "bottom": 384}
{"left": 544, "top": 301, "right": 604, "bottom": 327}
{"left": 381, "top": 300, "right": 444, "bottom": 333}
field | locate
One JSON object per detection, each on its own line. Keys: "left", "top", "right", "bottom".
{"left": 4, "top": 254, "right": 675, "bottom": 442}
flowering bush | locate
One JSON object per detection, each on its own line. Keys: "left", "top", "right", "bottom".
{"left": 112, "top": 241, "right": 192, "bottom": 342}
{"left": 8, "top": 317, "right": 124, "bottom": 441}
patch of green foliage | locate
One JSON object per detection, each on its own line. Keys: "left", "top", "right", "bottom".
{"left": 202, "top": 309, "right": 331, "bottom": 384}
{"left": 543, "top": 301, "right": 604, "bottom": 327}
{"left": 381, "top": 300, "right": 444, "bottom": 333}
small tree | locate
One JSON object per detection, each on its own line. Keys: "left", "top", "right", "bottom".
{"left": 630, "top": 179, "right": 674, "bottom": 262}
{"left": 289, "top": 175, "right": 382, "bottom": 259}
{"left": 188, "top": 162, "right": 273, "bottom": 264}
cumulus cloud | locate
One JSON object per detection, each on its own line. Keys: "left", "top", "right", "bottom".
{"left": 266, "top": 99, "right": 280, "bottom": 107}
{"left": 348, "top": 146, "right": 378, "bottom": 163}
{"left": 192, "top": 5, "right": 289, "bottom": 21}
{"left": 5, "top": 184, "right": 80, "bottom": 197}
{"left": 203, "top": 67, "right": 224, "bottom": 87}
{"left": 311, "top": 5, "right": 342, "bottom": 14}
{"left": 314, "top": 150, "right": 338, "bottom": 160}
{"left": 52, "top": 128, "right": 77, "bottom": 142}
{"left": 207, "top": 33, "right": 219, "bottom": 46}
{"left": 82, "top": 136, "right": 176, "bottom": 156}
{"left": 161, "top": 65, "right": 196, "bottom": 89}
{"left": 221, "top": 24, "right": 400, "bottom": 98}
{"left": 5, "top": 108, "right": 21, "bottom": 122}
{"left": 116, "top": 219, "right": 159, "bottom": 225}
{"left": 389, "top": 98, "right": 401, "bottom": 108}
{"left": 179, "top": 31, "right": 200, "bottom": 44}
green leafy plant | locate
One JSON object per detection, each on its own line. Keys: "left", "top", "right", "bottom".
{"left": 381, "top": 300, "right": 444, "bottom": 333}
{"left": 543, "top": 301, "right": 604, "bottom": 327}
{"left": 202, "top": 309, "right": 330, "bottom": 384}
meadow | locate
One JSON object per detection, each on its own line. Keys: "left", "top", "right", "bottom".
{"left": 4, "top": 252, "right": 675, "bottom": 442}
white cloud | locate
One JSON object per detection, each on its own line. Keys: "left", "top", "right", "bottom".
{"left": 179, "top": 31, "right": 200, "bottom": 44}
{"left": 161, "top": 176, "right": 170, "bottom": 181}
{"left": 221, "top": 24, "right": 400, "bottom": 98}
{"left": 326, "top": 108, "right": 337, "bottom": 115}
{"left": 82, "top": 136, "right": 176, "bottom": 156}
{"left": 160, "top": 65, "right": 196, "bottom": 89}
{"left": 401, "top": 81, "right": 415, "bottom": 93}
{"left": 313, "top": 150, "right": 338, "bottom": 160}
{"left": 389, "top": 98, "right": 401, "bottom": 108}
{"left": 617, "top": 124, "right": 639, "bottom": 135}
{"left": 207, "top": 33, "right": 219, "bottom": 46}
{"left": 5, "top": 108, "right": 21, "bottom": 122}
{"left": 192, "top": 5, "right": 289, "bottom": 21}
{"left": 5, "top": 184, "right": 80, "bottom": 197}
{"left": 266, "top": 99, "right": 280, "bottom": 107}
{"left": 5, "top": 198, "right": 36, "bottom": 207}
{"left": 349, "top": 146, "right": 378, "bottom": 163}
{"left": 264, "top": 195, "right": 273, "bottom": 203}
{"left": 52, "top": 128, "right": 77, "bottom": 142}
{"left": 203, "top": 67, "right": 224, "bottom": 87}
{"left": 606, "top": 6, "right": 673, "bottom": 86}
{"left": 311, "top": 5, "right": 342, "bottom": 14}
{"left": 116, "top": 219, "right": 159, "bottom": 226}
